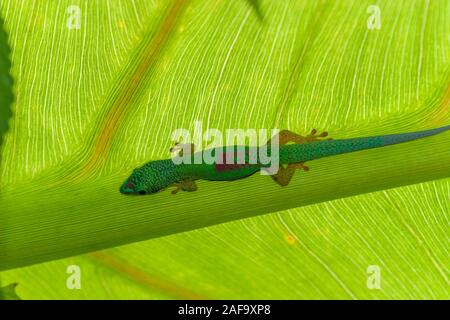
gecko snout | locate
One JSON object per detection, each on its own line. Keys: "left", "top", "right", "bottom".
{"left": 120, "top": 178, "right": 136, "bottom": 194}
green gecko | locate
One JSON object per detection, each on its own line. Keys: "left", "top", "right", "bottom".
{"left": 120, "top": 126, "right": 450, "bottom": 195}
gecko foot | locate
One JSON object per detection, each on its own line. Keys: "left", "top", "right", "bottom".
{"left": 271, "top": 162, "right": 309, "bottom": 187}
{"left": 267, "top": 129, "right": 332, "bottom": 146}
{"left": 171, "top": 178, "right": 198, "bottom": 194}
{"left": 307, "top": 129, "right": 331, "bottom": 141}
{"left": 295, "top": 163, "right": 310, "bottom": 171}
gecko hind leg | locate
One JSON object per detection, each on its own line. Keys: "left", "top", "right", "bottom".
{"left": 171, "top": 178, "right": 198, "bottom": 194}
{"left": 266, "top": 129, "right": 327, "bottom": 187}
{"left": 267, "top": 129, "right": 331, "bottom": 146}
{"left": 271, "top": 163, "right": 309, "bottom": 187}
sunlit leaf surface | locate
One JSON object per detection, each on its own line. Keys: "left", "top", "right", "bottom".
{"left": 0, "top": 0, "right": 448, "bottom": 299}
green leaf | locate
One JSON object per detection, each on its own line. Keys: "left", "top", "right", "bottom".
{"left": 0, "top": 0, "right": 449, "bottom": 299}
{"left": 0, "top": 282, "right": 20, "bottom": 300}
{"left": 0, "top": 15, "right": 14, "bottom": 158}
{"left": 246, "top": 0, "right": 263, "bottom": 19}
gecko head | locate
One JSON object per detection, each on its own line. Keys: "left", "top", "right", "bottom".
{"left": 120, "top": 161, "right": 176, "bottom": 195}
{"left": 120, "top": 175, "right": 142, "bottom": 195}
{"left": 120, "top": 170, "right": 152, "bottom": 195}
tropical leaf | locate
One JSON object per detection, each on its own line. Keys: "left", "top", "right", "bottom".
{"left": 0, "top": 282, "right": 20, "bottom": 300}
{"left": 0, "top": 0, "right": 448, "bottom": 299}
{"left": 0, "top": 15, "right": 13, "bottom": 157}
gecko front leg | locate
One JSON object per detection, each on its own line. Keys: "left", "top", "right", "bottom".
{"left": 171, "top": 178, "right": 198, "bottom": 194}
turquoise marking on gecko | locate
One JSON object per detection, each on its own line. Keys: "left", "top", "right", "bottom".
{"left": 120, "top": 126, "right": 450, "bottom": 195}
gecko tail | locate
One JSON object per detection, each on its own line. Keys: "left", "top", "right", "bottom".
{"left": 377, "top": 125, "right": 450, "bottom": 146}
{"left": 285, "top": 125, "right": 450, "bottom": 163}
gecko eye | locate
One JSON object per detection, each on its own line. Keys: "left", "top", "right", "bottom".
{"left": 138, "top": 190, "right": 146, "bottom": 195}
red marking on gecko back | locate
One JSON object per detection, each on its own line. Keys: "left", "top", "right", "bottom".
{"left": 215, "top": 163, "right": 255, "bottom": 172}
{"left": 215, "top": 150, "right": 256, "bottom": 172}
